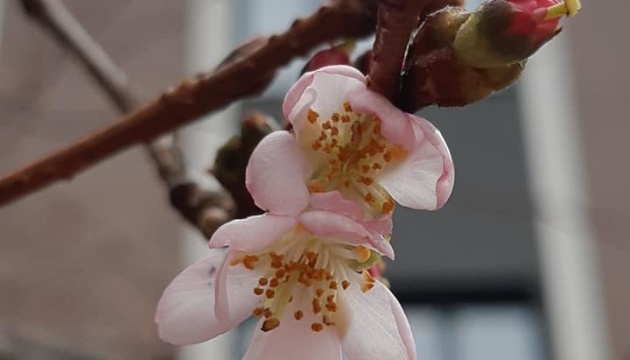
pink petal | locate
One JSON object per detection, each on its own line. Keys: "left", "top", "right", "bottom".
{"left": 246, "top": 130, "right": 310, "bottom": 215}
{"left": 347, "top": 88, "right": 416, "bottom": 152}
{"left": 414, "top": 115, "right": 455, "bottom": 209}
{"left": 209, "top": 214, "right": 297, "bottom": 252}
{"left": 282, "top": 65, "right": 366, "bottom": 122}
{"left": 155, "top": 250, "right": 245, "bottom": 345}
{"left": 214, "top": 250, "right": 264, "bottom": 326}
{"left": 299, "top": 210, "right": 394, "bottom": 259}
{"left": 309, "top": 191, "right": 364, "bottom": 220}
{"left": 363, "top": 217, "right": 393, "bottom": 237}
{"left": 340, "top": 277, "right": 416, "bottom": 360}
{"left": 243, "top": 294, "right": 342, "bottom": 360}
{"left": 299, "top": 210, "right": 371, "bottom": 243}
{"left": 286, "top": 68, "right": 366, "bottom": 134}
{"left": 370, "top": 233, "right": 395, "bottom": 260}
{"left": 379, "top": 114, "right": 454, "bottom": 210}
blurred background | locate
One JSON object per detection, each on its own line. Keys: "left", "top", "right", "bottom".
{"left": 0, "top": 0, "right": 627, "bottom": 359}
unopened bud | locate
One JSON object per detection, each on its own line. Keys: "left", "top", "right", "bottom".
{"left": 302, "top": 40, "right": 355, "bottom": 73}
{"left": 453, "top": 0, "right": 580, "bottom": 68}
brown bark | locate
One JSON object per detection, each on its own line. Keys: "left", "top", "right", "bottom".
{"left": 21, "top": 0, "right": 235, "bottom": 238}
{"left": 0, "top": 0, "right": 377, "bottom": 208}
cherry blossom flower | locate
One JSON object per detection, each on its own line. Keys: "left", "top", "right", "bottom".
{"left": 155, "top": 131, "right": 415, "bottom": 359}
{"left": 283, "top": 65, "right": 454, "bottom": 217}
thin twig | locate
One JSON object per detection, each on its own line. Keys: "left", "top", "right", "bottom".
{"left": 0, "top": 0, "right": 377, "bottom": 208}
{"left": 21, "top": 0, "right": 136, "bottom": 111}
{"left": 20, "top": 0, "right": 235, "bottom": 238}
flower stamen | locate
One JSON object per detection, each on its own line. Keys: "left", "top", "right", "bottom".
{"left": 236, "top": 231, "right": 362, "bottom": 333}
{"left": 304, "top": 104, "right": 405, "bottom": 215}
{"left": 539, "top": 0, "right": 581, "bottom": 21}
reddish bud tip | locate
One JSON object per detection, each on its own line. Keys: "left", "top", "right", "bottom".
{"left": 302, "top": 41, "right": 355, "bottom": 73}
{"left": 504, "top": 0, "right": 561, "bottom": 45}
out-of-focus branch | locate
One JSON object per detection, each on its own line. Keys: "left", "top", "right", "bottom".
{"left": 0, "top": 0, "right": 377, "bottom": 208}
{"left": 21, "top": 0, "right": 136, "bottom": 111}
{"left": 20, "top": 0, "right": 235, "bottom": 238}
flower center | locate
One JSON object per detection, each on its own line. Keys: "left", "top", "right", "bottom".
{"left": 230, "top": 226, "right": 376, "bottom": 333}
{"left": 304, "top": 102, "right": 406, "bottom": 215}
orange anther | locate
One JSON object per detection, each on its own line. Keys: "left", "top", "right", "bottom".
{"left": 294, "top": 311, "right": 304, "bottom": 320}
{"left": 266, "top": 289, "right": 276, "bottom": 299}
{"left": 269, "top": 278, "right": 280, "bottom": 288}
{"left": 264, "top": 308, "right": 273, "bottom": 318}
{"left": 275, "top": 269, "right": 286, "bottom": 278}
{"left": 382, "top": 199, "right": 395, "bottom": 214}
{"left": 361, "top": 282, "right": 375, "bottom": 293}
{"left": 254, "top": 287, "right": 264, "bottom": 295}
{"left": 308, "top": 182, "right": 325, "bottom": 193}
{"left": 258, "top": 277, "right": 268, "bottom": 286}
{"left": 311, "top": 323, "right": 324, "bottom": 332}
{"left": 304, "top": 251, "right": 317, "bottom": 262}
{"left": 329, "top": 281, "right": 338, "bottom": 290}
{"left": 243, "top": 255, "right": 260, "bottom": 270}
{"left": 307, "top": 109, "right": 319, "bottom": 124}
{"left": 358, "top": 176, "right": 374, "bottom": 185}
{"left": 342, "top": 280, "right": 350, "bottom": 290}
{"left": 312, "top": 298, "right": 322, "bottom": 314}
{"left": 253, "top": 307, "right": 264, "bottom": 317}
{"left": 262, "top": 318, "right": 280, "bottom": 332}
{"left": 316, "top": 288, "right": 324, "bottom": 297}
{"left": 389, "top": 145, "right": 407, "bottom": 160}
{"left": 343, "top": 101, "right": 352, "bottom": 112}
{"left": 354, "top": 245, "right": 371, "bottom": 263}
{"left": 325, "top": 302, "right": 338, "bottom": 312}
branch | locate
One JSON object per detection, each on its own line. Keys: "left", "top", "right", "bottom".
{"left": 20, "top": 0, "right": 235, "bottom": 238}
{"left": 21, "top": 0, "right": 136, "bottom": 111}
{"left": 367, "top": 0, "right": 464, "bottom": 102}
{"left": 0, "top": 0, "right": 377, "bottom": 208}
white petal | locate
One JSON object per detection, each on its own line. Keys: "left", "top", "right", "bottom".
{"left": 209, "top": 213, "right": 297, "bottom": 252}
{"left": 340, "top": 277, "right": 416, "bottom": 360}
{"left": 246, "top": 130, "right": 310, "bottom": 215}
{"left": 214, "top": 250, "right": 264, "bottom": 326}
{"left": 288, "top": 71, "right": 366, "bottom": 135}
{"left": 243, "top": 294, "right": 343, "bottom": 360}
{"left": 379, "top": 115, "right": 452, "bottom": 210}
{"left": 155, "top": 250, "right": 233, "bottom": 345}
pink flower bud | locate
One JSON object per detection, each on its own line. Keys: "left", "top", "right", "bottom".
{"left": 503, "top": 0, "right": 562, "bottom": 45}
{"left": 453, "top": 0, "right": 579, "bottom": 68}
{"left": 302, "top": 41, "right": 354, "bottom": 73}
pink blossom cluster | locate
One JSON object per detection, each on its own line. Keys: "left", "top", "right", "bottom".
{"left": 155, "top": 65, "right": 454, "bottom": 359}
